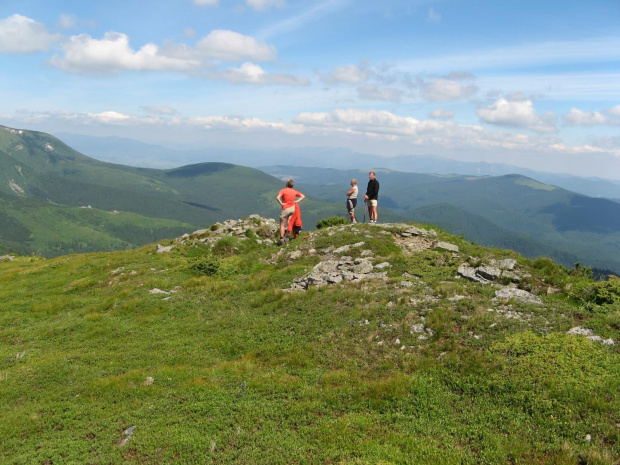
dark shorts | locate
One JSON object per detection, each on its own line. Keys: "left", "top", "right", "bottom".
{"left": 346, "top": 198, "right": 357, "bottom": 212}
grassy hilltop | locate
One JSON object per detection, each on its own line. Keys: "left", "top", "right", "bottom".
{"left": 1, "top": 217, "right": 619, "bottom": 464}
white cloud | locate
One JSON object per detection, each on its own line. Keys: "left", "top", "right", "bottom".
{"left": 426, "top": 7, "right": 441, "bottom": 23}
{"left": 321, "top": 63, "right": 372, "bottom": 85}
{"left": 422, "top": 78, "right": 478, "bottom": 101}
{"left": 429, "top": 108, "right": 455, "bottom": 120}
{"left": 564, "top": 108, "right": 608, "bottom": 126}
{"left": 194, "top": 0, "right": 219, "bottom": 5}
{"left": 50, "top": 32, "right": 200, "bottom": 75}
{"left": 357, "top": 85, "right": 403, "bottom": 102}
{"left": 246, "top": 0, "right": 287, "bottom": 11}
{"left": 477, "top": 98, "right": 557, "bottom": 133}
{"left": 89, "top": 111, "right": 131, "bottom": 122}
{"left": 0, "top": 14, "right": 62, "bottom": 53}
{"left": 606, "top": 104, "right": 620, "bottom": 118}
{"left": 210, "top": 62, "right": 310, "bottom": 85}
{"left": 49, "top": 29, "right": 280, "bottom": 76}
{"left": 195, "top": 29, "right": 276, "bottom": 61}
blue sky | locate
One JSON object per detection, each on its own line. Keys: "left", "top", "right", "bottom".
{"left": 1, "top": 0, "right": 619, "bottom": 178}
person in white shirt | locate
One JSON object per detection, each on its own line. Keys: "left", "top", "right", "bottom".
{"left": 346, "top": 178, "right": 358, "bottom": 223}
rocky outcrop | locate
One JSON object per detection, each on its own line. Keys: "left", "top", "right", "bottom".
{"left": 156, "top": 215, "right": 279, "bottom": 253}
{"left": 457, "top": 258, "right": 524, "bottom": 284}
{"left": 289, "top": 256, "right": 388, "bottom": 291}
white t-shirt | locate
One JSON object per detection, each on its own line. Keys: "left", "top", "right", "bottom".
{"left": 348, "top": 185, "right": 358, "bottom": 199}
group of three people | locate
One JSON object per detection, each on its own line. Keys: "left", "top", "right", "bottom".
{"left": 276, "top": 172, "right": 380, "bottom": 243}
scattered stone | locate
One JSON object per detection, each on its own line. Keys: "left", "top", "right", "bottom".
{"left": 476, "top": 266, "right": 501, "bottom": 281}
{"left": 494, "top": 288, "right": 542, "bottom": 305}
{"left": 411, "top": 323, "right": 425, "bottom": 333}
{"left": 435, "top": 241, "right": 459, "bottom": 253}
{"left": 567, "top": 327, "right": 615, "bottom": 345}
{"left": 144, "top": 377, "right": 154, "bottom": 386}
{"left": 496, "top": 259, "right": 517, "bottom": 270}
{"left": 374, "top": 262, "right": 391, "bottom": 269}
{"left": 457, "top": 264, "right": 490, "bottom": 284}
{"left": 288, "top": 250, "right": 303, "bottom": 260}
{"left": 157, "top": 244, "right": 173, "bottom": 253}
{"left": 567, "top": 326, "right": 595, "bottom": 336}
{"left": 149, "top": 288, "right": 179, "bottom": 295}
{"left": 117, "top": 426, "right": 136, "bottom": 447}
{"left": 0, "top": 255, "right": 16, "bottom": 261}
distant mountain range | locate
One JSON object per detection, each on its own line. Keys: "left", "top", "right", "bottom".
{"left": 2, "top": 125, "right": 619, "bottom": 275}
{"left": 56, "top": 132, "right": 620, "bottom": 201}
{"left": 0, "top": 126, "right": 343, "bottom": 256}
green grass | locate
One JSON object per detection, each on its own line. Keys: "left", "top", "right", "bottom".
{"left": 0, "top": 222, "right": 618, "bottom": 464}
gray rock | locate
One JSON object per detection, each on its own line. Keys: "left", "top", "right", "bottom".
{"left": 494, "top": 288, "right": 543, "bottom": 304}
{"left": 288, "top": 250, "right": 303, "bottom": 260}
{"left": 497, "top": 258, "right": 517, "bottom": 270}
{"left": 567, "top": 326, "right": 595, "bottom": 336}
{"left": 156, "top": 244, "right": 173, "bottom": 253}
{"left": 374, "top": 262, "right": 391, "bottom": 269}
{"left": 477, "top": 266, "right": 502, "bottom": 281}
{"left": 502, "top": 270, "right": 521, "bottom": 282}
{"left": 457, "top": 264, "right": 489, "bottom": 283}
{"left": 435, "top": 241, "right": 459, "bottom": 253}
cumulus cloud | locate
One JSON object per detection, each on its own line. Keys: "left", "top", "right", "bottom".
{"left": 356, "top": 85, "right": 403, "bottom": 102}
{"left": 564, "top": 108, "right": 608, "bottom": 126}
{"left": 194, "top": 0, "right": 219, "bottom": 5}
{"left": 49, "top": 32, "right": 200, "bottom": 75}
{"left": 49, "top": 29, "right": 282, "bottom": 77}
{"left": 422, "top": 78, "right": 478, "bottom": 101}
{"left": 246, "top": 0, "right": 287, "bottom": 10}
{"left": 0, "top": 14, "right": 63, "bottom": 53}
{"left": 210, "top": 62, "right": 310, "bottom": 85}
{"left": 320, "top": 62, "right": 372, "bottom": 85}
{"left": 429, "top": 108, "right": 455, "bottom": 120}
{"left": 477, "top": 98, "right": 557, "bottom": 133}
{"left": 606, "top": 104, "right": 620, "bottom": 118}
{"left": 195, "top": 29, "right": 276, "bottom": 61}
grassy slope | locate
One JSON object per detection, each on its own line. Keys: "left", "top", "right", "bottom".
{"left": 0, "top": 191, "right": 195, "bottom": 257}
{"left": 0, "top": 220, "right": 618, "bottom": 464}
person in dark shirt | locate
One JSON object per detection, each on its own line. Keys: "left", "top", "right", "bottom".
{"left": 364, "top": 171, "right": 380, "bottom": 224}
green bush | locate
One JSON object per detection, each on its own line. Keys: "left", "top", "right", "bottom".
{"left": 570, "top": 276, "right": 620, "bottom": 306}
{"left": 189, "top": 255, "right": 220, "bottom": 276}
{"left": 316, "top": 216, "right": 349, "bottom": 229}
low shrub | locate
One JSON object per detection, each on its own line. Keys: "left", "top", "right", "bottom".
{"left": 316, "top": 216, "right": 349, "bottom": 229}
